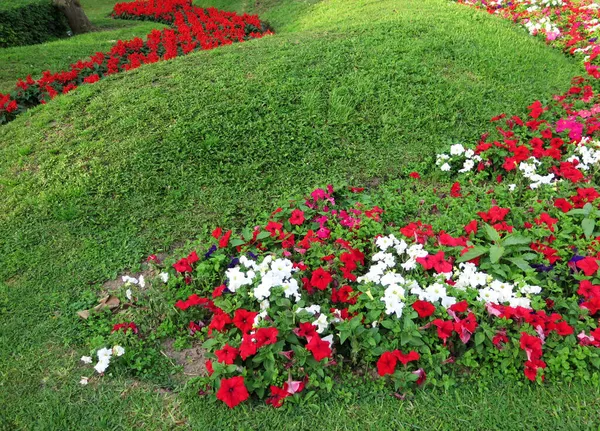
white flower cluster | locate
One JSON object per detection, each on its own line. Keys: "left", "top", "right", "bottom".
{"left": 81, "top": 345, "right": 125, "bottom": 375}
{"left": 227, "top": 255, "right": 301, "bottom": 302}
{"left": 518, "top": 157, "right": 555, "bottom": 188}
{"left": 356, "top": 236, "right": 543, "bottom": 316}
{"left": 450, "top": 263, "right": 540, "bottom": 308}
{"left": 524, "top": 16, "right": 561, "bottom": 38}
{"left": 357, "top": 234, "right": 425, "bottom": 318}
{"left": 436, "top": 144, "right": 482, "bottom": 173}
{"left": 571, "top": 138, "right": 600, "bottom": 170}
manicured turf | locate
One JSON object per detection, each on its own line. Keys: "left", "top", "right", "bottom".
{"left": 0, "top": 0, "right": 596, "bottom": 429}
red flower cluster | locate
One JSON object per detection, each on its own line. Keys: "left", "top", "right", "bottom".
{"left": 376, "top": 350, "right": 420, "bottom": 376}
{"left": 0, "top": 0, "right": 271, "bottom": 124}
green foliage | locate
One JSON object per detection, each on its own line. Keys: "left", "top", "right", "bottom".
{"left": 0, "top": 0, "right": 69, "bottom": 48}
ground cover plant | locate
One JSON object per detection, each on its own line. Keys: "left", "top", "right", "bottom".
{"left": 2, "top": 0, "right": 599, "bottom": 429}
{"left": 0, "top": 0, "right": 270, "bottom": 124}
{"left": 0, "top": 0, "right": 69, "bottom": 48}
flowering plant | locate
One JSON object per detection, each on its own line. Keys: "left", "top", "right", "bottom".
{"left": 0, "top": 0, "right": 271, "bottom": 125}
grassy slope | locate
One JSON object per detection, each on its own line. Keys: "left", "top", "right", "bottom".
{"left": 0, "top": 0, "right": 597, "bottom": 429}
{"left": 0, "top": 0, "right": 167, "bottom": 93}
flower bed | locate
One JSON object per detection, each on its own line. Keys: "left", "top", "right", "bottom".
{"left": 0, "top": 0, "right": 271, "bottom": 125}
{"left": 453, "top": 1, "right": 600, "bottom": 78}
{"left": 75, "top": 0, "right": 600, "bottom": 410}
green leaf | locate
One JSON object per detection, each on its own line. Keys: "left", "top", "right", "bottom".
{"left": 503, "top": 234, "right": 532, "bottom": 247}
{"left": 457, "top": 246, "right": 488, "bottom": 263}
{"left": 256, "top": 231, "right": 271, "bottom": 240}
{"left": 489, "top": 245, "right": 505, "bottom": 264}
{"left": 582, "top": 218, "right": 596, "bottom": 240}
{"left": 507, "top": 257, "right": 532, "bottom": 272}
{"left": 229, "top": 238, "right": 245, "bottom": 247}
{"left": 483, "top": 224, "right": 501, "bottom": 243}
{"left": 566, "top": 209, "right": 587, "bottom": 216}
{"left": 475, "top": 331, "right": 485, "bottom": 346}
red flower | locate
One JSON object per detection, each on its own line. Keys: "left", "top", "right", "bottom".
{"left": 295, "top": 322, "right": 318, "bottom": 340}
{"left": 492, "top": 331, "right": 508, "bottom": 348}
{"left": 306, "top": 335, "right": 331, "bottom": 361}
{"left": 216, "top": 376, "right": 249, "bottom": 409}
{"left": 477, "top": 206, "right": 510, "bottom": 223}
{"left": 239, "top": 333, "right": 258, "bottom": 360}
{"left": 173, "top": 257, "right": 193, "bottom": 273}
{"left": 112, "top": 322, "right": 138, "bottom": 334}
{"left": 393, "top": 350, "right": 420, "bottom": 366}
{"left": 464, "top": 220, "right": 478, "bottom": 235}
{"left": 205, "top": 360, "right": 214, "bottom": 376}
{"left": 576, "top": 257, "right": 599, "bottom": 276}
{"left": 432, "top": 319, "right": 454, "bottom": 345}
{"left": 449, "top": 300, "right": 469, "bottom": 313}
{"left": 215, "top": 344, "right": 239, "bottom": 364}
{"left": 409, "top": 172, "right": 421, "bottom": 179}
{"left": 450, "top": 182, "right": 462, "bottom": 197}
{"left": 219, "top": 230, "right": 232, "bottom": 248}
{"left": 212, "top": 227, "right": 223, "bottom": 239}
{"left": 233, "top": 309, "right": 258, "bottom": 333}
{"left": 412, "top": 300, "right": 435, "bottom": 318}
{"left": 212, "top": 284, "right": 226, "bottom": 298}
{"left": 524, "top": 359, "right": 546, "bottom": 382}
{"left": 289, "top": 209, "right": 305, "bottom": 225}
{"left": 376, "top": 351, "right": 397, "bottom": 376}
{"left": 310, "top": 267, "right": 332, "bottom": 290}
{"left": 416, "top": 251, "right": 452, "bottom": 273}
{"left": 209, "top": 311, "right": 232, "bottom": 333}
{"left": 578, "top": 280, "right": 600, "bottom": 299}
{"left": 255, "top": 327, "right": 278, "bottom": 347}
{"left": 553, "top": 198, "right": 572, "bottom": 213}
{"left": 553, "top": 321, "right": 574, "bottom": 337}
{"left": 520, "top": 333, "right": 543, "bottom": 361}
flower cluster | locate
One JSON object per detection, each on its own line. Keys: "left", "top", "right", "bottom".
{"left": 453, "top": 1, "right": 600, "bottom": 79}
{"left": 0, "top": 0, "right": 271, "bottom": 125}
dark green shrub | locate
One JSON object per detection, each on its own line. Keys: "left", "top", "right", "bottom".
{"left": 0, "top": 0, "right": 69, "bottom": 48}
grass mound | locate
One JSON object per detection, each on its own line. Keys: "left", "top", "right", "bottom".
{"left": 0, "top": 0, "right": 595, "bottom": 429}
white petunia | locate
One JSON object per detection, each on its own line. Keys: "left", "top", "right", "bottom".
{"left": 81, "top": 356, "right": 93, "bottom": 364}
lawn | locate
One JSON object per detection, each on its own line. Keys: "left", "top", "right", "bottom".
{"left": 1, "top": 0, "right": 598, "bottom": 429}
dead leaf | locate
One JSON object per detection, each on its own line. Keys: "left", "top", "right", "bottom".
{"left": 77, "top": 309, "right": 90, "bottom": 319}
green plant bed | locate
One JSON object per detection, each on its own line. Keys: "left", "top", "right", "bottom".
{"left": 0, "top": 0, "right": 69, "bottom": 48}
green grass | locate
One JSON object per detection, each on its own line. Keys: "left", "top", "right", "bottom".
{"left": 0, "top": 0, "right": 167, "bottom": 93}
{"left": 0, "top": 0, "right": 596, "bottom": 429}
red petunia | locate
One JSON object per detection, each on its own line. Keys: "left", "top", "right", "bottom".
{"left": 219, "top": 230, "right": 233, "bottom": 248}
{"left": 409, "top": 172, "right": 421, "bottom": 179}
{"left": 215, "top": 344, "right": 239, "bottom": 364}
{"left": 576, "top": 257, "right": 599, "bottom": 276}
{"left": 412, "top": 300, "right": 435, "bottom": 318}
{"left": 393, "top": 350, "right": 420, "bottom": 366}
{"left": 416, "top": 251, "right": 453, "bottom": 273}
{"left": 524, "top": 359, "right": 546, "bottom": 382}
{"left": 295, "top": 322, "right": 318, "bottom": 340}
{"left": 432, "top": 319, "right": 454, "bottom": 345}
{"left": 310, "top": 267, "right": 332, "bottom": 290}
{"left": 255, "top": 327, "right": 278, "bottom": 347}
{"left": 449, "top": 300, "right": 469, "bottom": 314}
{"left": 289, "top": 209, "right": 305, "bottom": 226}
{"left": 306, "top": 334, "right": 332, "bottom": 361}
{"left": 376, "top": 351, "right": 397, "bottom": 376}
{"left": 216, "top": 376, "right": 249, "bottom": 409}
{"left": 233, "top": 309, "right": 258, "bottom": 333}
{"left": 520, "top": 333, "right": 543, "bottom": 361}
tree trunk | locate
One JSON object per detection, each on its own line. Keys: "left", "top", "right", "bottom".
{"left": 53, "top": 0, "right": 94, "bottom": 35}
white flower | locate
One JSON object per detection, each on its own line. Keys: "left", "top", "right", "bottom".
{"left": 80, "top": 377, "right": 89, "bottom": 385}
{"left": 159, "top": 272, "right": 169, "bottom": 283}
{"left": 508, "top": 184, "right": 516, "bottom": 192}
{"left": 81, "top": 356, "right": 92, "bottom": 364}
{"left": 297, "top": 305, "right": 321, "bottom": 315}
{"left": 138, "top": 275, "right": 145, "bottom": 288}
{"left": 122, "top": 275, "right": 138, "bottom": 285}
{"left": 450, "top": 143, "right": 465, "bottom": 156}
{"left": 94, "top": 359, "right": 110, "bottom": 374}
{"left": 322, "top": 334, "right": 334, "bottom": 347}
{"left": 97, "top": 347, "right": 112, "bottom": 361}
{"left": 422, "top": 283, "right": 447, "bottom": 303}
{"left": 440, "top": 163, "right": 451, "bottom": 172}
{"left": 125, "top": 288, "right": 132, "bottom": 301}
{"left": 113, "top": 345, "right": 125, "bottom": 357}
{"left": 313, "top": 314, "right": 329, "bottom": 334}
